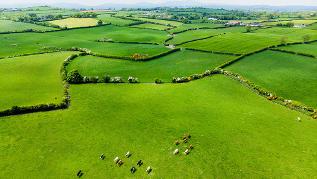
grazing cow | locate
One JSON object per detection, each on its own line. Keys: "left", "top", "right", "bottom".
{"left": 114, "top": 157, "right": 119, "bottom": 164}
{"left": 77, "top": 170, "right": 83, "bottom": 178}
{"left": 146, "top": 166, "right": 152, "bottom": 174}
{"left": 130, "top": 166, "right": 137, "bottom": 174}
{"left": 100, "top": 154, "right": 105, "bottom": 160}
{"left": 117, "top": 160, "right": 124, "bottom": 167}
{"left": 137, "top": 160, "right": 143, "bottom": 167}
{"left": 297, "top": 117, "right": 302, "bottom": 122}
{"left": 125, "top": 151, "right": 132, "bottom": 158}
{"left": 173, "top": 149, "right": 179, "bottom": 155}
{"left": 175, "top": 140, "right": 180, "bottom": 145}
{"left": 184, "top": 149, "right": 190, "bottom": 155}
{"left": 189, "top": 144, "right": 194, "bottom": 150}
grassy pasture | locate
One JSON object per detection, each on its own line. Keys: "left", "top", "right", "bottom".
{"left": 49, "top": 18, "right": 98, "bottom": 28}
{"left": 0, "top": 25, "right": 170, "bottom": 58}
{"left": 276, "top": 42, "right": 317, "bottom": 57}
{"left": 227, "top": 50, "right": 317, "bottom": 108}
{"left": 1, "top": 76, "right": 317, "bottom": 178}
{"left": 168, "top": 23, "right": 224, "bottom": 33}
{"left": 97, "top": 14, "right": 137, "bottom": 26}
{"left": 135, "top": 17, "right": 183, "bottom": 26}
{"left": 131, "top": 23, "right": 169, "bottom": 30}
{"left": 264, "top": 19, "right": 317, "bottom": 26}
{"left": 169, "top": 27, "right": 245, "bottom": 45}
{"left": 0, "top": 20, "right": 57, "bottom": 32}
{"left": 66, "top": 50, "right": 235, "bottom": 82}
{"left": 181, "top": 27, "right": 317, "bottom": 54}
{"left": 0, "top": 52, "right": 75, "bottom": 111}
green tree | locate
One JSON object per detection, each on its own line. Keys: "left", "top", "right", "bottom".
{"left": 66, "top": 70, "right": 83, "bottom": 84}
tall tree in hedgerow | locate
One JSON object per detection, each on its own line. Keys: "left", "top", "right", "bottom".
{"left": 66, "top": 70, "right": 83, "bottom": 84}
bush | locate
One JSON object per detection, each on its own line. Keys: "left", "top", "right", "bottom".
{"left": 155, "top": 78, "right": 163, "bottom": 84}
{"left": 103, "top": 75, "right": 111, "bottom": 83}
{"left": 89, "top": 76, "right": 99, "bottom": 83}
{"left": 172, "top": 77, "right": 190, "bottom": 83}
{"left": 66, "top": 70, "right": 83, "bottom": 84}
{"left": 128, "top": 76, "right": 139, "bottom": 83}
{"left": 110, "top": 77, "right": 124, "bottom": 83}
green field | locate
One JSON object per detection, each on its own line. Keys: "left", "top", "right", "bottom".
{"left": 0, "top": 52, "right": 74, "bottom": 111}
{"left": 169, "top": 27, "right": 245, "bottom": 45}
{"left": 66, "top": 50, "right": 236, "bottom": 82}
{"left": 1, "top": 6, "right": 317, "bottom": 178}
{"left": 1, "top": 76, "right": 317, "bottom": 178}
{"left": 131, "top": 23, "right": 169, "bottom": 30}
{"left": 181, "top": 27, "right": 317, "bottom": 54}
{"left": 276, "top": 42, "right": 317, "bottom": 57}
{"left": 49, "top": 18, "right": 99, "bottom": 28}
{"left": 0, "top": 20, "right": 57, "bottom": 32}
{"left": 97, "top": 14, "right": 137, "bottom": 26}
{"left": 0, "top": 25, "right": 170, "bottom": 58}
{"left": 168, "top": 23, "right": 224, "bottom": 33}
{"left": 227, "top": 50, "right": 317, "bottom": 108}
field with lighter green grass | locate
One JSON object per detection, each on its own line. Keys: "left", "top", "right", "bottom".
{"left": 49, "top": 18, "right": 99, "bottom": 28}
{"left": 0, "top": 52, "right": 74, "bottom": 110}
{"left": 227, "top": 50, "right": 317, "bottom": 108}
{"left": 0, "top": 20, "right": 57, "bottom": 32}
{"left": 135, "top": 17, "right": 183, "bottom": 26}
{"left": 66, "top": 50, "right": 236, "bottom": 82}
{"left": 1, "top": 76, "right": 317, "bottom": 178}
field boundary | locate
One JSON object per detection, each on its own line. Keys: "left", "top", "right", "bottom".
{"left": 269, "top": 48, "right": 316, "bottom": 58}
{"left": 184, "top": 48, "right": 242, "bottom": 56}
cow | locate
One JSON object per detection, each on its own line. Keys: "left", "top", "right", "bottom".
{"left": 173, "top": 149, "right": 179, "bottom": 155}
{"left": 137, "top": 160, "right": 143, "bottom": 167}
{"left": 130, "top": 166, "right": 137, "bottom": 174}
{"left": 146, "top": 166, "right": 152, "bottom": 174}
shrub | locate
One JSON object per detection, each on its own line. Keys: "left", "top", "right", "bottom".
{"left": 155, "top": 78, "right": 163, "bottom": 84}
{"left": 103, "top": 75, "right": 111, "bottom": 83}
{"left": 110, "top": 77, "right": 124, "bottom": 83}
{"left": 89, "top": 76, "right": 99, "bottom": 83}
{"left": 66, "top": 70, "right": 83, "bottom": 84}
{"left": 128, "top": 76, "right": 139, "bottom": 83}
{"left": 172, "top": 77, "right": 190, "bottom": 83}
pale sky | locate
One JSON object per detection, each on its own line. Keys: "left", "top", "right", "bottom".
{"left": 1, "top": 0, "right": 317, "bottom": 6}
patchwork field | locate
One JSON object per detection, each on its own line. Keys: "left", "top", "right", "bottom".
{"left": 169, "top": 27, "right": 245, "bottom": 45}
{"left": 131, "top": 23, "right": 169, "bottom": 30}
{"left": 1, "top": 76, "right": 317, "bottom": 178}
{"left": 0, "top": 52, "right": 74, "bottom": 111}
{"left": 168, "top": 23, "right": 224, "bottom": 33}
{"left": 66, "top": 50, "right": 236, "bottom": 82}
{"left": 0, "top": 20, "right": 57, "bottom": 32}
{"left": 276, "top": 42, "right": 317, "bottom": 57}
{"left": 1, "top": 6, "right": 317, "bottom": 179}
{"left": 0, "top": 25, "right": 170, "bottom": 58}
{"left": 49, "top": 18, "right": 99, "bottom": 28}
{"left": 227, "top": 50, "right": 317, "bottom": 108}
{"left": 97, "top": 14, "right": 137, "bottom": 26}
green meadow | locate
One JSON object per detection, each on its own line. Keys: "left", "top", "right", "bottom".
{"left": 227, "top": 50, "right": 317, "bottom": 108}
{"left": 1, "top": 76, "right": 317, "bottom": 178}
{"left": 1, "top": 6, "right": 317, "bottom": 179}
{"left": 0, "top": 20, "right": 57, "bottom": 32}
{"left": 67, "top": 50, "right": 236, "bottom": 82}
{"left": 0, "top": 52, "right": 74, "bottom": 110}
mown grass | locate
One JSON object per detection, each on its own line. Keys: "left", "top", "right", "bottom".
{"left": 276, "top": 42, "right": 317, "bottom": 57}
{"left": 227, "top": 50, "right": 317, "bottom": 108}
{"left": 49, "top": 18, "right": 98, "bottom": 28}
{"left": 97, "top": 14, "right": 137, "bottom": 26}
{"left": 0, "top": 25, "right": 170, "bottom": 58}
{"left": 66, "top": 50, "right": 235, "bottom": 82}
{"left": 0, "top": 20, "right": 57, "bottom": 32}
{"left": 0, "top": 52, "right": 75, "bottom": 111}
{"left": 1, "top": 76, "right": 317, "bottom": 178}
